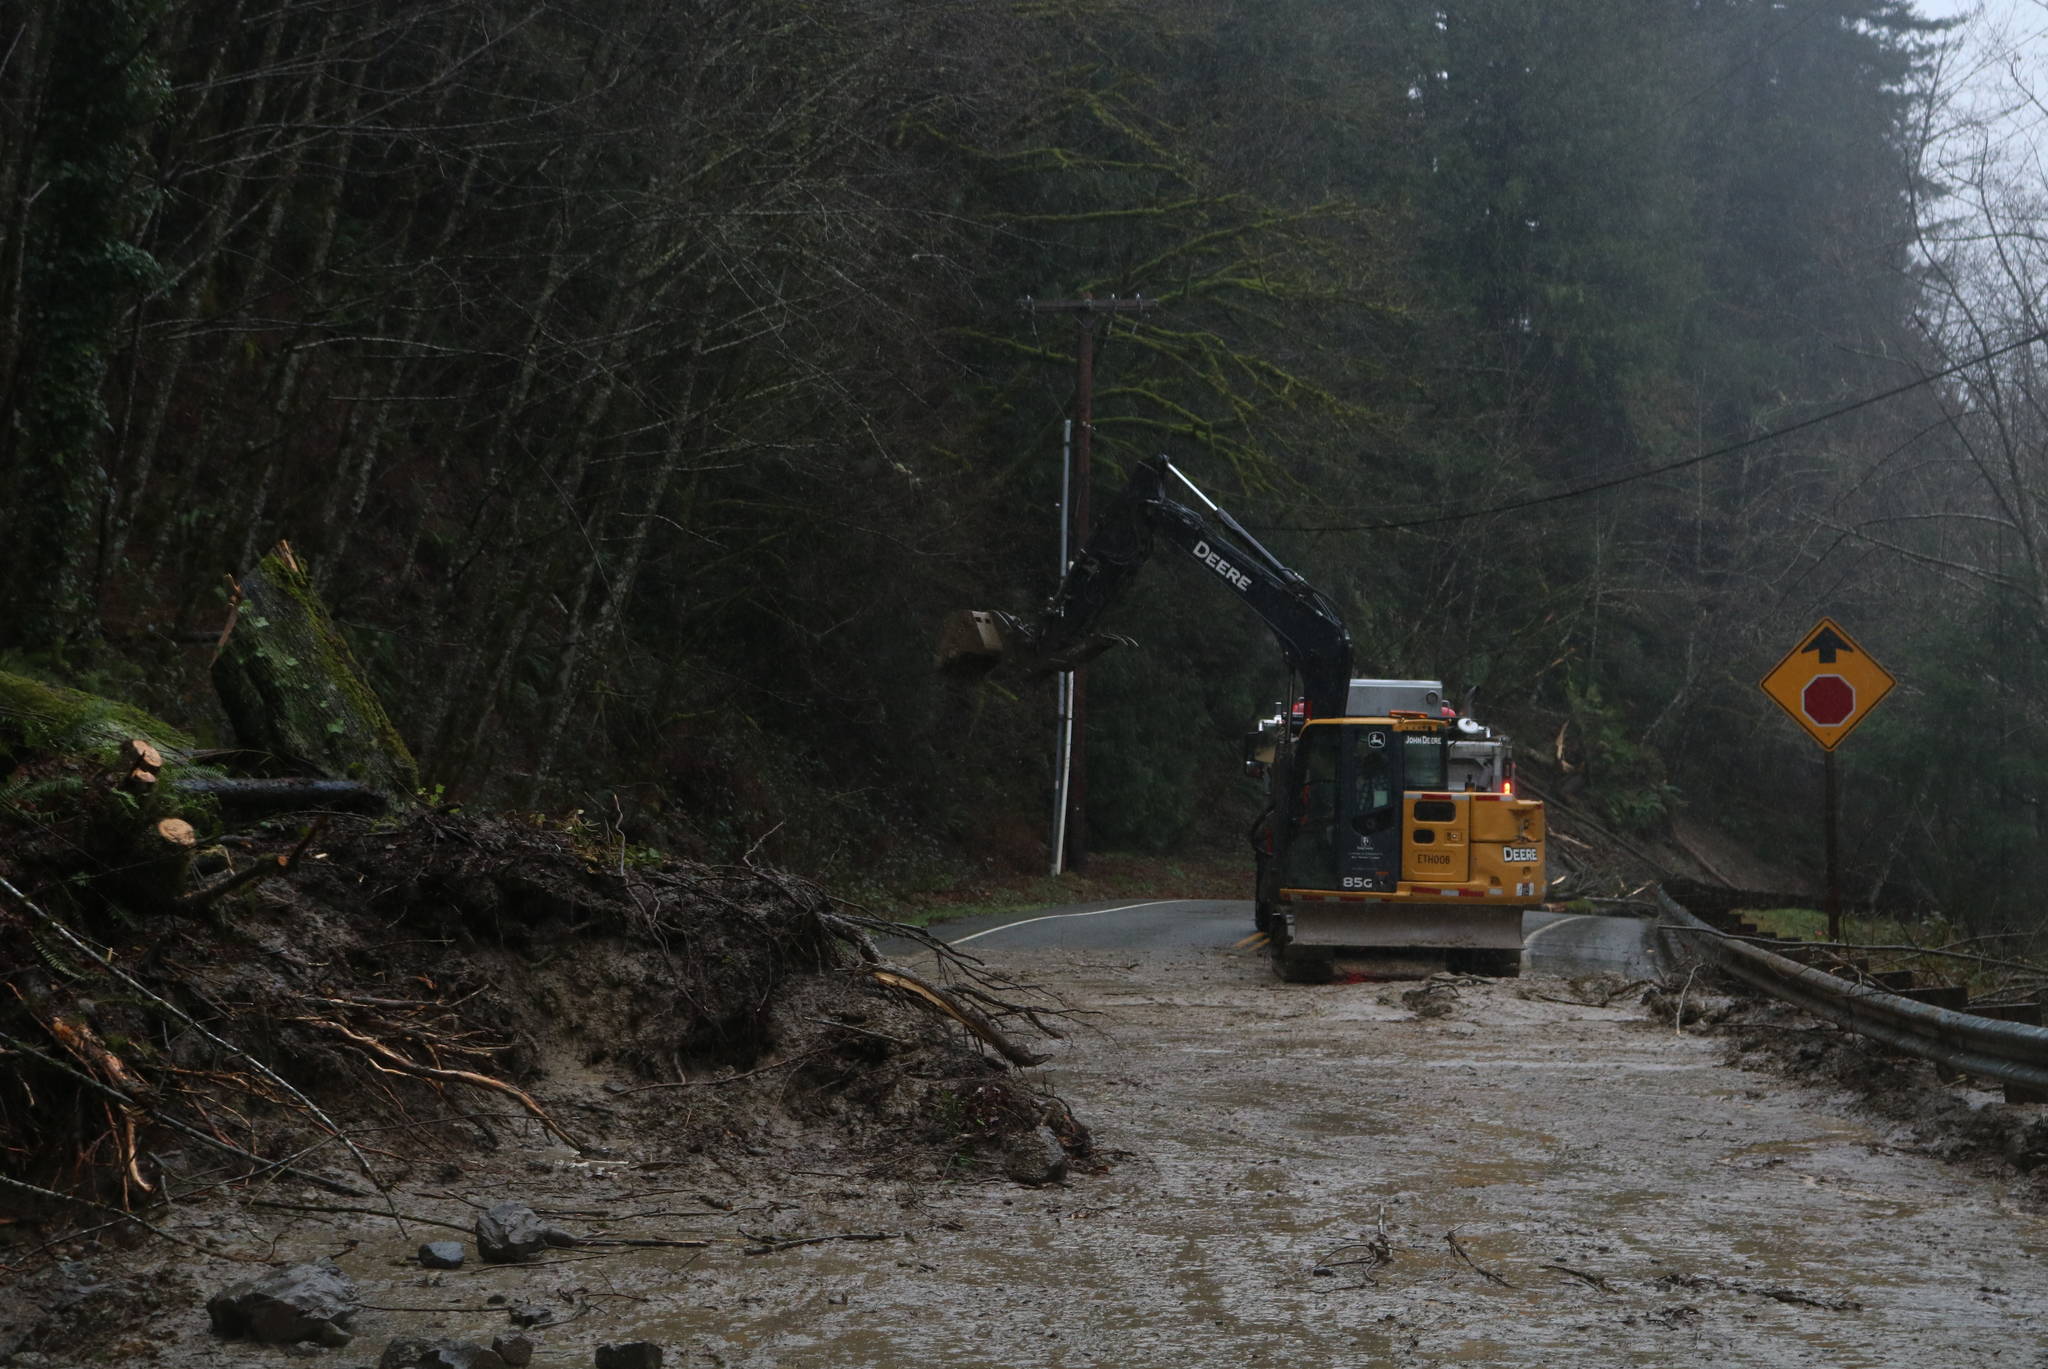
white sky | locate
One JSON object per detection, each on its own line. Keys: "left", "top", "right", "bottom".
{"left": 1909, "top": 0, "right": 2046, "bottom": 186}
{"left": 1911, "top": 0, "right": 2039, "bottom": 29}
{"left": 1902, "top": 0, "right": 2048, "bottom": 351}
{"left": 1909, "top": 0, "right": 2047, "bottom": 76}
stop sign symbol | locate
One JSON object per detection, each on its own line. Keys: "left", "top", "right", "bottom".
{"left": 1803, "top": 674, "right": 1854, "bottom": 726}
{"left": 1762, "top": 619, "right": 1895, "bottom": 749}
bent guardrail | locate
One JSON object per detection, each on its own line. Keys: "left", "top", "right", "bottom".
{"left": 1655, "top": 887, "right": 2048, "bottom": 1096}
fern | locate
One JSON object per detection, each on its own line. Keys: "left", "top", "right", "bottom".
{"left": 1, "top": 774, "right": 87, "bottom": 808}
{"left": 28, "top": 925, "right": 85, "bottom": 981}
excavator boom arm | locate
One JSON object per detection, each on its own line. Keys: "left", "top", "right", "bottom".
{"left": 942, "top": 456, "right": 1353, "bottom": 717}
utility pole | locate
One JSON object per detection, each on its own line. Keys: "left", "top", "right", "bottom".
{"left": 1049, "top": 420, "right": 1074, "bottom": 877}
{"left": 1020, "top": 295, "right": 1159, "bottom": 873}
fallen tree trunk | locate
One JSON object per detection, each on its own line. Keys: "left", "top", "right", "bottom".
{"left": 170, "top": 776, "right": 384, "bottom": 813}
{"left": 211, "top": 542, "right": 419, "bottom": 808}
{"left": 0, "top": 671, "right": 192, "bottom": 774}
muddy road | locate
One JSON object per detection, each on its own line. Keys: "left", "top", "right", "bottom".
{"left": 679, "top": 935, "right": 2043, "bottom": 1367}
{"left": 928, "top": 898, "right": 1657, "bottom": 978}
{"left": 16, "top": 916, "right": 2048, "bottom": 1368}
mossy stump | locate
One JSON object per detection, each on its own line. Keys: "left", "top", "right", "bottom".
{"left": 213, "top": 544, "right": 419, "bottom": 807}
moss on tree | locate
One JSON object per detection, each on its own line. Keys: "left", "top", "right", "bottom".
{"left": 0, "top": 669, "right": 192, "bottom": 773}
{"left": 212, "top": 547, "right": 419, "bottom": 805}
{"left": 0, "top": 670, "right": 211, "bottom": 886}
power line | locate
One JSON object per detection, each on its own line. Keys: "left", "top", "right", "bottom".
{"left": 1264, "top": 327, "right": 2048, "bottom": 534}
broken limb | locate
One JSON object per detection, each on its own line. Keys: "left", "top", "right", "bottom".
{"left": 740, "top": 1229, "right": 905, "bottom": 1255}
{"left": 1543, "top": 1262, "right": 1617, "bottom": 1294}
{"left": 246, "top": 1199, "right": 473, "bottom": 1233}
{"left": 737, "top": 872, "right": 1081, "bottom": 1062}
{"left": 1445, "top": 1229, "right": 1516, "bottom": 1288}
{"left": 870, "top": 968, "right": 1048, "bottom": 1067}
{"left": 179, "top": 820, "right": 325, "bottom": 910}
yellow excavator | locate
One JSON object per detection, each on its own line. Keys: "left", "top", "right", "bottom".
{"left": 940, "top": 455, "right": 1545, "bottom": 980}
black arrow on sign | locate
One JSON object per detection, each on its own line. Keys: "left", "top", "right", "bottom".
{"left": 1801, "top": 626, "right": 1853, "bottom": 664}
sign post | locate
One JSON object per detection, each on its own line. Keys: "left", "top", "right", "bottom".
{"left": 1823, "top": 749, "right": 1840, "bottom": 941}
{"left": 1759, "top": 617, "right": 1895, "bottom": 941}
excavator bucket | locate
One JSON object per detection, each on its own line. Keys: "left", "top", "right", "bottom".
{"left": 937, "top": 611, "right": 1132, "bottom": 678}
{"left": 936, "top": 610, "right": 1010, "bottom": 677}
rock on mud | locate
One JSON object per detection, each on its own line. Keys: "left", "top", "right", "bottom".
{"left": 493, "top": 1333, "right": 538, "bottom": 1367}
{"left": 378, "top": 1337, "right": 507, "bottom": 1369}
{"left": 476, "top": 1201, "right": 549, "bottom": 1262}
{"left": 205, "top": 1258, "right": 357, "bottom": 1345}
{"left": 594, "top": 1342, "right": 664, "bottom": 1369}
{"left": 1002, "top": 1125, "right": 1070, "bottom": 1185}
{"left": 418, "top": 1241, "right": 466, "bottom": 1269}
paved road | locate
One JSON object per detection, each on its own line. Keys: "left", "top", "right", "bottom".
{"left": 911, "top": 897, "right": 1657, "bottom": 976}
{"left": 1522, "top": 906, "right": 1659, "bottom": 976}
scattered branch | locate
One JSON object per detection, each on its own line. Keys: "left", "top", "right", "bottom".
{"left": 870, "top": 968, "right": 1048, "bottom": 1068}
{"left": 0, "top": 873, "right": 394, "bottom": 1203}
{"left": 1444, "top": 1229, "right": 1515, "bottom": 1288}
{"left": 180, "top": 820, "right": 325, "bottom": 910}
{"left": 740, "top": 1229, "right": 905, "bottom": 1256}
{"left": 1544, "top": 1262, "right": 1617, "bottom": 1294}
{"left": 0, "top": 1172, "right": 258, "bottom": 1262}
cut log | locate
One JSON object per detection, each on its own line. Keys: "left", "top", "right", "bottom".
{"left": 116, "top": 735, "right": 164, "bottom": 794}
{"left": 212, "top": 542, "right": 419, "bottom": 808}
{"left": 119, "top": 738, "right": 164, "bottom": 775}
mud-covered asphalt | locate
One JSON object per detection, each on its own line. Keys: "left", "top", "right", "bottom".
{"left": 26, "top": 936, "right": 2048, "bottom": 1368}
{"left": 648, "top": 944, "right": 2045, "bottom": 1367}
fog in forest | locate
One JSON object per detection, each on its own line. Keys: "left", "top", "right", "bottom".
{"left": 4, "top": 0, "right": 2048, "bottom": 931}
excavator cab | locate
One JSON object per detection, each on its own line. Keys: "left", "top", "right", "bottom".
{"left": 1278, "top": 719, "right": 1406, "bottom": 894}
{"left": 1263, "top": 702, "right": 1544, "bottom": 980}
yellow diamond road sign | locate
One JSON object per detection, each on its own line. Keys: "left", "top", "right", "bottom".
{"left": 1760, "top": 617, "right": 1895, "bottom": 751}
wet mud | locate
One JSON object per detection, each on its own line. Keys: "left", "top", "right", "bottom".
{"left": 11, "top": 943, "right": 2048, "bottom": 1367}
